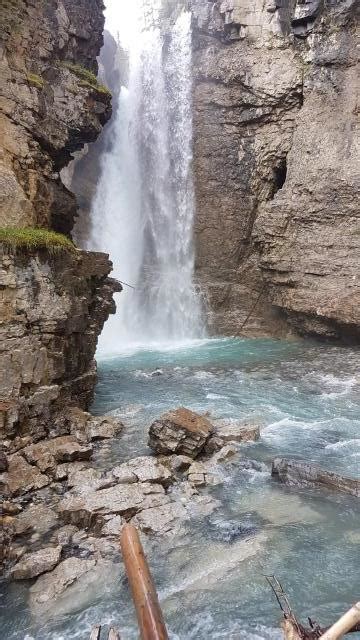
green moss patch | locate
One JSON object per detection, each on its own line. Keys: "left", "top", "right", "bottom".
{"left": 0, "top": 228, "right": 76, "bottom": 253}
{"left": 26, "top": 72, "right": 44, "bottom": 89}
{"left": 60, "top": 61, "right": 111, "bottom": 97}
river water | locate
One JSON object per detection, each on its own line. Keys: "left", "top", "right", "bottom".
{"left": 2, "top": 337, "right": 359, "bottom": 639}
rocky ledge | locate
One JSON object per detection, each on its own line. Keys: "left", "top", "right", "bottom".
{"left": 0, "top": 407, "right": 260, "bottom": 612}
{"left": 2, "top": 406, "right": 359, "bottom": 615}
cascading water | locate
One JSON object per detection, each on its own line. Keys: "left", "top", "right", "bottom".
{"left": 88, "top": 1, "right": 204, "bottom": 352}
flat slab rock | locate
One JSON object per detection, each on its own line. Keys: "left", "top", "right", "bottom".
{"left": 58, "top": 482, "right": 170, "bottom": 529}
{"left": 10, "top": 545, "right": 62, "bottom": 580}
{"left": 272, "top": 458, "right": 360, "bottom": 497}
{"left": 23, "top": 436, "right": 93, "bottom": 474}
{"left": 131, "top": 501, "right": 187, "bottom": 535}
{"left": 205, "top": 420, "right": 260, "bottom": 454}
{"left": 29, "top": 556, "right": 95, "bottom": 610}
{"left": 112, "top": 456, "right": 172, "bottom": 486}
{"left": 148, "top": 408, "right": 213, "bottom": 458}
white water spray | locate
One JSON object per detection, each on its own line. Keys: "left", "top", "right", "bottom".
{"left": 89, "top": 2, "right": 204, "bottom": 352}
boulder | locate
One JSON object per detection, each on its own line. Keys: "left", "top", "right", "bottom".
{"left": 2, "top": 455, "right": 50, "bottom": 497}
{"left": 272, "top": 458, "right": 360, "bottom": 498}
{"left": 148, "top": 408, "right": 213, "bottom": 458}
{"left": 58, "top": 482, "right": 170, "bottom": 530}
{"left": 205, "top": 420, "right": 260, "bottom": 453}
{"left": 111, "top": 456, "right": 172, "bottom": 487}
{"left": 10, "top": 546, "right": 62, "bottom": 580}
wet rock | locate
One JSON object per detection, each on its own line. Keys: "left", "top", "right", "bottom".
{"left": 272, "top": 458, "right": 360, "bottom": 497}
{"left": 14, "top": 504, "right": 58, "bottom": 537}
{"left": 208, "top": 520, "right": 258, "bottom": 543}
{"left": 2, "top": 455, "right": 50, "bottom": 497}
{"left": 186, "top": 461, "right": 220, "bottom": 487}
{"left": 131, "top": 502, "right": 187, "bottom": 535}
{"left": 58, "top": 482, "right": 169, "bottom": 530}
{"left": 10, "top": 546, "right": 62, "bottom": 580}
{"left": 23, "top": 436, "right": 93, "bottom": 474}
{"left": 29, "top": 557, "right": 96, "bottom": 610}
{"left": 211, "top": 445, "right": 238, "bottom": 463}
{"left": 205, "top": 420, "right": 260, "bottom": 453}
{"left": 112, "top": 456, "right": 172, "bottom": 487}
{"left": 148, "top": 408, "right": 213, "bottom": 458}
{"left": 167, "top": 454, "right": 193, "bottom": 472}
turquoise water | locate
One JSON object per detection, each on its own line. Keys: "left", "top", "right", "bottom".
{"left": 1, "top": 337, "right": 360, "bottom": 639}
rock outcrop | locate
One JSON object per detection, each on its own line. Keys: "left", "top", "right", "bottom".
{"left": 272, "top": 458, "right": 360, "bottom": 497}
{"left": 0, "top": 249, "right": 119, "bottom": 444}
{"left": 191, "top": 0, "right": 360, "bottom": 340}
{"left": 0, "top": 0, "right": 111, "bottom": 234}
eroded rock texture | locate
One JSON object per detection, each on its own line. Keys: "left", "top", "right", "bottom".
{"left": 0, "top": 0, "right": 111, "bottom": 234}
{"left": 0, "top": 249, "right": 119, "bottom": 443}
{"left": 0, "top": 2, "right": 118, "bottom": 447}
{"left": 191, "top": 0, "right": 360, "bottom": 340}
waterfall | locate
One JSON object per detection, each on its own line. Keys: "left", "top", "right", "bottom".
{"left": 88, "top": 3, "right": 204, "bottom": 352}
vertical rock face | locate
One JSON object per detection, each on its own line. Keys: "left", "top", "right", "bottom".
{"left": 0, "top": 248, "right": 120, "bottom": 443}
{"left": 0, "top": 2, "right": 119, "bottom": 445}
{"left": 191, "top": 0, "right": 360, "bottom": 339}
{"left": 0, "top": 0, "right": 111, "bottom": 234}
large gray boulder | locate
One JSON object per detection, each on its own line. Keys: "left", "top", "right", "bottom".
{"left": 272, "top": 458, "right": 360, "bottom": 497}
{"left": 148, "top": 408, "right": 213, "bottom": 458}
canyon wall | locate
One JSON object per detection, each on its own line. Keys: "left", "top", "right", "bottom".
{"left": 191, "top": 0, "right": 360, "bottom": 340}
{"left": 0, "top": 1, "right": 119, "bottom": 445}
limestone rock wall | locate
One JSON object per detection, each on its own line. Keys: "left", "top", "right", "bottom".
{"left": 191, "top": 0, "right": 360, "bottom": 340}
{"left": 0, "top": 0, "right": 111, "bottom": 235}
{"left": 0, "top": 2, "right": 119, "bottom": 447}
{"left": 0, "top": 248, "right": 120, "bottom": 444}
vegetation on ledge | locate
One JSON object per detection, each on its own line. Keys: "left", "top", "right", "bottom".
{"left": 60, "top": 61, "right": 111, "bottom": 97}
{"left": 0, "top": 228, "right": 76, "bottom": 253}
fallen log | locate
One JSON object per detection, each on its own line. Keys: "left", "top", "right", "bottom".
{"left": 319, "top": 602, "right": 360, "bottom": 640}
{"left": 120, "top": 524, "right": 169, "bottom": 640}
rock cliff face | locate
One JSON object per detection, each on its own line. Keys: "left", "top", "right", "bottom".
{"left": 0, "top": 0, "right": 111, "bottom": 235}
{"left": 0, "top": 1, "right": 119, "bottom": 446}
{"left": 191, "top": 0, "right": 360, "bottom": 340}
{"left": 0, "top": 248, "right": 120, "bottom": 445}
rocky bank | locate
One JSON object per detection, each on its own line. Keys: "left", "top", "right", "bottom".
{"left": 191, "top": 0, "right": 360, "bottom": 340}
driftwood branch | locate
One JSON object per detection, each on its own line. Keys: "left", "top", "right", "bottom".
{"left": 266, "top": 576, "right": 360, "bottom": 640}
